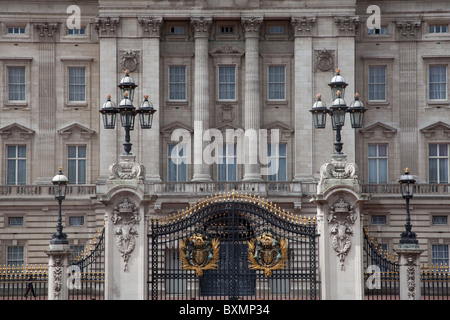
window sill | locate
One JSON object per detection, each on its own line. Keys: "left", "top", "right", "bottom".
{"left": 367, "top": 101, "right": 390, "bottom": 109}
{"left": 426, "top": 101, "right": 450, "bottom": 109}
{"left": 4, "top": 102, "right": 29, "bottom": 110}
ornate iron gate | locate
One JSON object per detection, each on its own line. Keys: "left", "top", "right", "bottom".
{"left": 148, "top": 192, "right": 319, "bottom": 300}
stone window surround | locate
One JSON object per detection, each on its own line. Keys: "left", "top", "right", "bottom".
{"left": 0, "top": 57, "right": 33, "bottom": 110}
{"left": 422, "top": 56, "right": 450, "bottom": 108}
{"left": 60, "top": 57, "right": 93, "bottom": 109}
{"left": 163, "top": 56, "right": 193, "bottom": 109}
{"left": 360, "top": 56, "right": 394, "bottom": 109}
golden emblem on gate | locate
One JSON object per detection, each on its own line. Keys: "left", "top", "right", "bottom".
{"left": 179, "top": 228, "right": 219, "bottom": 277}
{"left": 248, "top": 228, "right": 288, "bottom": 276}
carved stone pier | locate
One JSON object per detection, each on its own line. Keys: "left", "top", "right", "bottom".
{"left": 311, "top": 154, "right": 369, "bottom": 300}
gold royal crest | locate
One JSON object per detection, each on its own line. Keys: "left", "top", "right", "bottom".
{"left": 248, "top": 228, "right": 288, "bottom": 276}
{"left": 179, "top": 228, "right": 219, "bottom": 277}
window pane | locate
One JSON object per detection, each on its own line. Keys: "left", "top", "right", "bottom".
{"left": 429, "top": 158, "right": 438, "bottom": 183}
{"left": 7, "top": 160, "right": 16, "bottom": 185}
{"left": 429, "top": 66, "right": 447, "bottom": 100}
{"left": 268, "top": 66, "right": 286, "bottom": 100}
{"left": 78, "top": 146, "right": 87, "bottom": 158}
{"left": 218, "top": 66, "right": 236, "bottom": 100}
{"left": 169, "top": 66, "right": 186, "bottom": 100}
{"left": 429, "top": 144, "right": 438, "bottom": 156}
{"left": 7, "top": 146, "right": 16, "bottom": 158}
{"left": 68, "top": 67, "right": 86, "bottom": 101}
{"left": 368, "top": 66, "right": 386, "bottom": 101}
{"left": 368, "top": 159, "right": 378, "bottom": 183}
{"left": 68, "top": 159, "right": 77, "bottom": 184}
{"left": 439, "top": 158, "right": 448, "bottom": 183}
{"left": 17, "top": 160, "right": 26, "bottom": 185}
{"left": 78, "top": 159, "right": 86, "bottom": 184}
{"left": 378, "top": 159, "right": 388, "bottom": 183}
{"left": 8, "top": 67, "right": 26, "bottom": 101}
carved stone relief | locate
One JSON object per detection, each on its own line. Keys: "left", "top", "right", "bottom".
{"left": 314, "top": 49, "right": 335, "bottom": 72}
{"left": 120, "top": 50, "right": 140, "bottom": 73}
{"left": 328, "top": 197, "right": 357, "bottom": 271}
{"left": 111, "top": 198, "right": 141, "bottom": 271}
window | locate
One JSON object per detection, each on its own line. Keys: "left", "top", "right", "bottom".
{"left": 267, "top": 144, "right": 287, "bottom": 181}
{"left": 8, "top": 217, "right": 23, "bottom": 226}
{"left": 368, "top": 27, "right": 387, "bottom": 35}
{"left": 8, "top": 67, "right": 26, "bottom": 101}
{"left": 432, "top": 216, "right": 448, "bottom": 225}
{"left": 429, "top": 144, "right": 448, "bottom": 183}
{"left": 69, "top": 216, "right": 84, "bottom": 226}
{"left": 268, "top": 66, "right": 286, "bottom": 100}
{"left": 218, "top": 144, "right": 237, "bottom": 181}
{"left": 368, "top": 66, "right": 386, "bottom": 101}
{"left": 67, "top": 28, "right": 86, "bottom": 35}
{"left": 432, "top": 244, "right": 449, "bottom": 266}
{"left": 168, "top": 144, "right": 187, "bottom": 182}
{"left": 218, "top": 66, "right": 236, "bottom": 100}
{"left": 429, "top": 25, "right": 448, "bottom": 34}
{"left": 368, "top": 144, "right": 388, "bottom": 184}
{"left": 371, "top": 215, "right": 387, "bottom": 225}
{"left": 7, "top": 27, "right": 26, "bottom": 34}
{"left": 269, "top": 26, "right": 285, "bottom": 34}
{"left": 68, "top": 145, "right": 87, "bottom": 184}
{"left": 7, "top": 145, "right": 26, "bottom": 185}
{"left": 7, "top": 246, "right": 24, "bottom": 266}
{"left": 220, "top": 26, "right": 234, "bottom": 34}
{"left": 429, "top": 65, "right": 447, "bottom": 100}
{"left": 170, "top": 26, "right": 184, "bottom": 35}
{"left": 169, "top": 66, "right": 186, "bottom": 101}
{"left": 68, "top": 67, "right": 86, "bottom": 102}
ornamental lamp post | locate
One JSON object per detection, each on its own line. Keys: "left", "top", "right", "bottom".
{"left": 398, "top": 168, "right": 418, "bottom": 245}
{"left": 310, "top": 69, "right": 366, "bottom": 154}
{"left": 99, "top": 69, "right": 157, "bottom": 155}
{"left": 51, "top": 167, "right": 69, "bottom": 244}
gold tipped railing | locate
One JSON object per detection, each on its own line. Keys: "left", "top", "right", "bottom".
{"left": 152, "top": 189, "right": 316, "bottom": 226}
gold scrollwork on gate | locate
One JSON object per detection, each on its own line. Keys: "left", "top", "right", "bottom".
{"left": 248, "top": 228, "right": 288, "bottom": 276}
{"left": 179, "top": 228, "right": 219, "bottom": 277}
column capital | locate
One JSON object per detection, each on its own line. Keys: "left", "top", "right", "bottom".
{"left": 94, "top": 16, "right": 120, "bottom": 37}
{"left": 138, "top": 17, "right": 163, "bottom": 38}
{"left": 241, "top": 16, "right": 263, "bottom": 38}
{"left": 34, "top": 22, "right": 59, "bottom": 42}
{"left": 291, "top": 16, "right": 316, "bottom": 37}
{"left": 334, "top": 16, "right": 359, "bottom": 36}
{"left": 190, "top": 17, "right": 213, "bottom": 38}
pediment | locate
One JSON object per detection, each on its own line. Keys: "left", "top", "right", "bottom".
{"left": 58, "top": 123, "right": 95, "bottom": 139}
{"left": 420, "top": 121, "right": 450, "bottom": 138}
{"left": 209, "top": 45, "right": 245, "bottom": 56}
{"left": 214, "top": 121, "right": 243, "bottom": 132}
{"left": 359, "top": 122, "right": 397, "bottom": 139}
{"left": 262, "top": 121, "right": 294, "bottom": 139}
{"left": 161, "top": 121, "right": 193, "bottom": 139}
{"left": 0, "top": 123, "right": 35, "bottom": 140}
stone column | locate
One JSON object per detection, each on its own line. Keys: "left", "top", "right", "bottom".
{"left": 94, "top": 17, "right": 120, "bottom": 183}
{"left": 191, "top": 17, "right": 212, "bottom": 182}
{"left": 396, "top": 246, "right": 423, "bottom": 300}
{"left": 291, "top": 17, "right": 315, "bottom": 181}
{"left": 241, "top": 16, "right": 263, "bottom": 182}
{"left": 34, "top": 23, "right": 58, "bottom": 184}
{"left": 139, "top": 17, "right": 163, "bottom": 182}
{"left": 396, "top": 21, "right": 421, "bottom": 174}
{"left": 311, "top": 157, "right": 369, "bottom": 300}
{"left": 46, "top": 243, "right": 71, "bottom": 300}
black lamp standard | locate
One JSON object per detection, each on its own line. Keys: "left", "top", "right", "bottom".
{"left": 100, "top": 69, "right": 157, "bottom": 155}
{"left": 309, "top": 69, "right": 366, "bottom": 154}
{"left": 51, "top": 167, "right": 69, "bottom": 244}
{"left": 398, "top": 168, "right": 418, "bottom": 245}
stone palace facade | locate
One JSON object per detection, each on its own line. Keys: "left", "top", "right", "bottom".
{"left": 0, "top": 0, "right": 450, "bottom": 268}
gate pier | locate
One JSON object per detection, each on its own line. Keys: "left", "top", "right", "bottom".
{"left": 311, "top": 154, "right": 369, "bottom": 300}
{"left": 97, "top": 155, "right": 157, "bottom": 300}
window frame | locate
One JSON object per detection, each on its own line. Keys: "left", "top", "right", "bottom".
{"left": 267, "top": 143, "right": 287, "bottom": 181}
{"left": 67, "top": 145, "right": 87, "bottom": 185}
{"left": 368, "top": 65, "right": 387, "bottom": 102}
{"left": 368, "top": 144, "right": 388, "bottom": 184}
{"left": 431, "top": 244, "right": 449, "bottom": 267}
{"left": 168, "top": 65, "right": 187, "bottom": 102}
{"left": 428, "top": 143, "right": 449, "bottom": 184}
{"left": 428, "top": 65, "right": 448, "bottom": 101}
{"left": 167, "top": 143, "right": 188, "bottom": 182}
{"left": 267, "top": 65, "right": 286, "bottom": 101}
{"left": 217, "top": 143, "right": 237, "bottom": 182}
{"left": 60, "top": 57, "right": 92, "bottom": 109}
{"left": 217, "top": 65, "right": 236, "bottom": 102}
{"left": 6, "top": 245, "right": 24, "bottom": 266}
{"left": 67, "top": 66, "right": 86, "bottom": 103}
{"left": 6, "top": 145, "right": 27, "bottom": 185}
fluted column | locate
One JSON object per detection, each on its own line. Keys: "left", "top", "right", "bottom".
{"left": 242, "top": 16, "right": 263, "bottom": 182}
{"left": 291, "top": 17, "right": 315, "bottom": 181}
{"left": 191, "top": 17, "right": 213, "bottom": 182}
{"left": 139, "top": 17, "right": 163, "bottom": 182}
{"left": 34, "top": 23, "right": 58, "bottom": 184}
